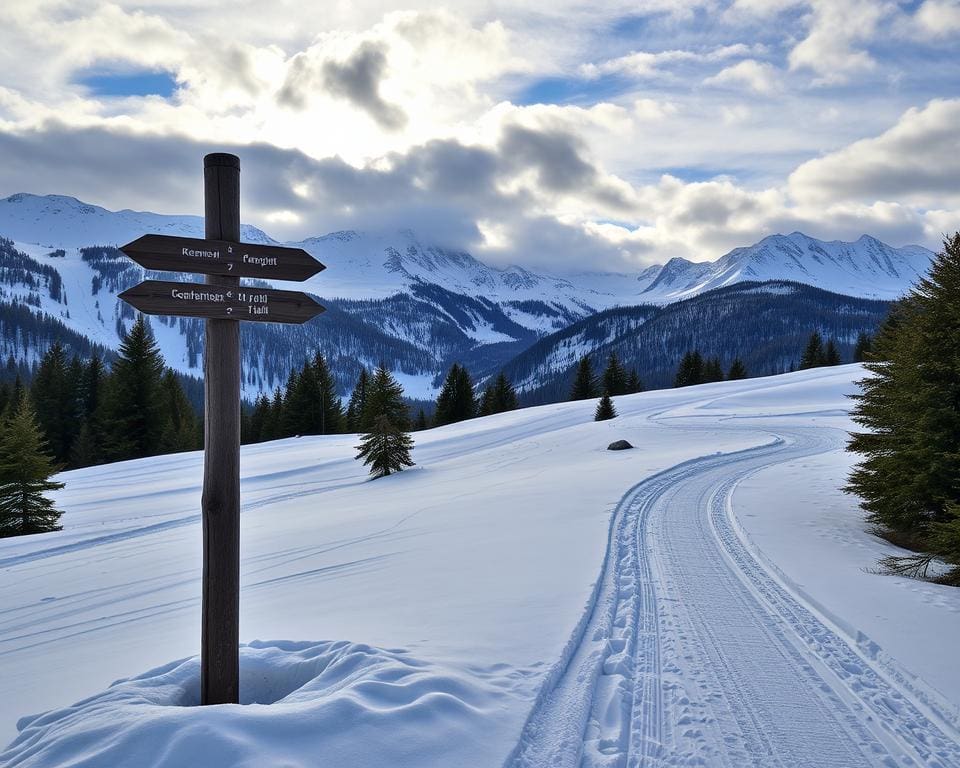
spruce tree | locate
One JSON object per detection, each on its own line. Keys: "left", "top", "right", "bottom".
{"left": 480, "top": 372, "right": 518, "bottom": 416}
{"left": 626, "top": 369, "right": 643, "bottom": 394}
{"left": 346, "top": 368, "right": 370, "bottom": 432}
{"left": 847, "top": 233, "right": 960, "bottom": 584}
{"left": 355, "top": 365, "right": 414, "bottom": 478}
{"left": 355, "top": 415, "right": 415, "bottom": 479}
{"left": 103, "top": 316, "right": 167, "bottom": 460}
{"left": 248, "top": 394, "right": 271, "bottom": 443}
{"left": 31, "top": 343, "right": 75, "bottom": 463}
{"left": 312, "top": 352, "right": 344, "bottom": 434}
{"left": 824, "top": 338, "right": 841, "bottom": 366}
{"left": 414, "top": 408, "right": 428, "bottom": 430}
{"left": 799, "top": 331, "right": 825, "bottom": 369}
{"left": 0, "top": 398, "right": 65, "bottom": 537}
{"left": 674, "top": 351, "right": 704, "bottom": 387}
{"left": 159, "top": 371, "right": 199, "bottom": 453}
{"left": 434, "top": 363, "right": 476, "bottom": 426}
{"left": 570, "top": 356, "right": 598, "bottom": 400}
{"left": 602, "top": 353, "right": 628, "bottom": 396}
{"left": 728, "top": 358, "right": 748, "bottom": 380}
{"left": 703, "top": 357, "right": 724, "bottom": 383}
{"left": 361, "top": 364, "right": 410, "bottom": 431}
{"left": 595, "top": 393, "right": 617, "bottom": 421}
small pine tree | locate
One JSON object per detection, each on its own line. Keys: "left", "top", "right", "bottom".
{"left": 595, "top": 393, "right": 617, "bottom": 421}
{"left": 674, "top": 351, "right": 704, "bottom": 387}
{"left": 480, "top": 372, "right": 519, "bottom": 416}
{"left": 103, "top": 316, "right": 167, "bottom": 460}
{"left": 626, "top": 369, "right": 643, "bottom": 394}
{"left": 0, "top": 398, "right": 65, "bottom": 537}
{"left": 799, "top": 330, "right": 825, "bottom": 369}
{"left": 434, "top": 363, "right": 476, "bottom": 426}
{"left": 823, "top": 338, "right": 841, "bottom": 365}
{"left": 346, "top": 368, "right": 370, "bottom": 432}
{"left": 31, "top": 343, "right": 76, "bottom": 463}
{"left": 355, "top": 415, "right": 415, "bottom": 479}
{"left": 702, "top": 357, "right": 724, "bottom": 383}
{"left": 355, "top": 365, "right": 414, "bottom": 478}
{"left": 313, "top": 352, "right": 344, "bottom": 434}
{"left": 159, "top": 371, "right": 199, "bottom": 453}
{"left": 414, "top": 408, "right": 428, "bottom": 431}
{"left": 570, "top": 356, "right": 598, "bottom": 400}
{"left": 602, "top": 353, "right": 628, "bottom": 396}
{"left": 727, "top": 358, "right": 748, "bottom": 380}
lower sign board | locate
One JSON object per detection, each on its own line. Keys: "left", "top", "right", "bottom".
{"left": 119, "top": 279, "right": 325, "bottom": 324}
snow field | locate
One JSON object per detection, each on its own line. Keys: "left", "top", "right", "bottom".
{"left": 1, "top": 365, "right": 959, "bottom": 766}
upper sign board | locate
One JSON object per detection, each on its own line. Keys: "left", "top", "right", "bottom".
{"left": 120, "top": 234, "right": 325, "bottom": 281}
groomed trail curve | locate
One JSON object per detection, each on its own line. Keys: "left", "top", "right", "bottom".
{"left": 506, "top": 424, "right": 960, "bottom": 768}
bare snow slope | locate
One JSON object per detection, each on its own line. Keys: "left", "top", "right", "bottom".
{"left": 1, "top": 366, "right": 959, "bottom": 767}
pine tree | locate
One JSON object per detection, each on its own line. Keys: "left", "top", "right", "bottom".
{"left": 602, "top": 353, "right": 628, "bottom": 396}
{"left": 799, "top": 330, "right": 825, "bottom": 369}
{"left": 414, "top": 408, "right": 428, "bottom": 430}
{"left": 346, "top": 368, "right": 370, "bottom": 432}
{"left": 847, "top": 234, "right": 960, "bottom": 584}
{"left": 824, "top": 338, "right": 841, "bottom": 366}
{"left": 279, "top": 367, "right": 303, "bottom": 437}
{"left": 248, "top": 394, "right": 271, "bottom": 443}
{"left": 355, "top": 365, "right": 414, "bottom": 478}
{"left": 595, "top": 392, "right": 617, "bottom": 421}
{"left": 312, "top": 352, "right": 344, "bottom": 434}
{"left": 103, "top": 316, "right": 167, "bottom": 460}
{"left": 31, "top": 343, "right": 75, "bottom": 463}
{"left": 626, "top": 369, "right": 643, "bottom": 394}
{"left": 355, "top": 415, "right": 415, "bottom": 479}
{"left": 570, "top": 356, "right": 598, "bottom": 400}
{"left": 853, "top": 332, "right": 873, "bottom": 362}
{"left": 0, "top": 398, "right": 65, "bottom": 538}
{"left": 480, "top": 371, "right": 519, "bottom": 416}
{"left": 702, "top": 357, "right": 724, "bottom": 383}
{"left": 674, "top": 351, "right": 704, "bottom": 387}
{"left": 434, "top": 363, "right": 476, "bottom": 426}
{"left": 728, "top": 358, "right": 748, "bottom": 380}
{"left": 159, "top": 371, "right": 199, "bottom": 453}
{"left": 361, "top": 364, "right": 410, "bottom": 431}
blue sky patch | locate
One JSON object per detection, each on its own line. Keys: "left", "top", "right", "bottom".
{"left": 76, "top": 70, "right": 177, "bottom": 98}
{"left": 516, "top": 73, "right": 633, "bottom": 106}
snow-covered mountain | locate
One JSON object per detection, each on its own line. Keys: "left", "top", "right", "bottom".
{"left": 640, "top": 232, "right": 933, "bottom": 302}
{"left": 0, "top": 193, "right": 936, "bottom": 398}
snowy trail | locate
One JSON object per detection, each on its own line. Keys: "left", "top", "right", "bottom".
{"left": 508, "top": 424, "right": 960, "bottom": 768}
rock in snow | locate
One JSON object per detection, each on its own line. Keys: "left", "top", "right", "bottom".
{"left": 607, "top": 440, "right": 634, "bottom": 450}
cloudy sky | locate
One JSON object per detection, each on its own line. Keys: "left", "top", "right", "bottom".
{"left": 1, "top": 0, "right": 959, "bottom": 272}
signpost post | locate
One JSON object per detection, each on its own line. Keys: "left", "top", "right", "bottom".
{"left": 118, "top": 153, "right": 325, "bottom": 705}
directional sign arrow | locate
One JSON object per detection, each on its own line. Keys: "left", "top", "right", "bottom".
{"left": 120, "top": 235, "right": 325, "bottom": 281}
{"left": 119, "top": 280, "right": 326, "bottom": 324}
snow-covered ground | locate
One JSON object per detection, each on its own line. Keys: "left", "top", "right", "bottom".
{"left": 2, "top": 365, "right": 958, "bottom": 767}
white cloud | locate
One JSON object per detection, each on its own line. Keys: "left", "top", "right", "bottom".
{"left": 911, "top": 0, "right": 960, "bottom": 38}
{"left": 789, "top": 99, "right": 960, "bottom": 207}
{"left": 703, "top": 59, "right": 780, "bottom": 94}
{"left": 788, "top": 0, "right": 891, "bottom": 84}
{"left": 579, "top": 43, "right": 761, "bottom": 80}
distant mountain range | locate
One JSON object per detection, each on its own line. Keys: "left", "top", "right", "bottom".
{"left": 0, "top": 192, "right": 934, "bottom": 399}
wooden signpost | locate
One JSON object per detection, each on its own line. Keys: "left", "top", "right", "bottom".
{"left": 118, "top": 153, "right": 325, "bottom": 706}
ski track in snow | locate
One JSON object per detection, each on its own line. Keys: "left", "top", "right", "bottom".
{"left": 507, "top": 423, "right": 960, "bottom": 768}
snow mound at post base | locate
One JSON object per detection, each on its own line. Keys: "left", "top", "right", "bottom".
{"left": 3, "top": 640, "right": 527, "bottom": 768}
